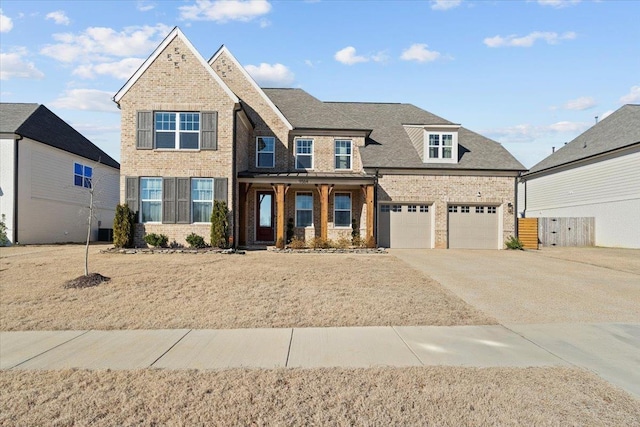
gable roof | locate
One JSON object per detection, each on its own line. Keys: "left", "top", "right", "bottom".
{"left": 0, "top": 103, "right": 119, "bottom": 169}
{"left": 527, "top": 104, "right": 640, "bottom": 174}
{"left": 262, "top": 89, "right": 525, "bottom": 171}
{"left": 113, "top": 27, "right": 238, "bottom": 105}
{"left": 208, "top": 46, "right": 293, "bottom": 130}
{"left": 262, "top": 88, "right": 368, "bottom": 131}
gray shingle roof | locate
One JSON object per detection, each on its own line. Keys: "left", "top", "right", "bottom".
{"left": 0, "top": 103, "right": 119, "bottom": 169}
{"left": 262, "top": 88, "right": 368, "bottom": 130}
{"left": 527, "top": 104, "right": 640, "bottom": 174}
{"left": 261, "top": 89, "right": 525, "bottom": 171}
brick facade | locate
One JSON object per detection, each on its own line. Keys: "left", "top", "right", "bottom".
{"left": 377, "top": 174, "right": 517, "bottom": 248}
{"left": 118, "top": 36, "right": 237, "bottom": 246}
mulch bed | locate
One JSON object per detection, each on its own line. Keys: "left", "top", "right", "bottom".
{"left": 63, "top": 273, "right": 111, "bottom": 289}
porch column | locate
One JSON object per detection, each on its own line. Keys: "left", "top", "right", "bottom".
{"left": 275, "top": 183, "right": 286, "bottom": 244}
{"left": 319, "top": 184, "right": 330, "bottom": 240}
{"left": 365, "top": 184, "right": 374, "bottom": 243}
{"left": 238, "top": 183, "right": 251, "bottom": 246}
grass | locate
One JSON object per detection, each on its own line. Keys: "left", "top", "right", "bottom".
{"left": 1, "top": 367, "right": 638, "bottom": 426}
{"left": 0, "top": 245, "right": 494, "bottom": 330}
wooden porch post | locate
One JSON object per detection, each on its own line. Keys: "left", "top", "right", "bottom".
{"left": 275, "top": 183, "right": 286, "bottom": 244}
{"left": 319, "top": 184, "right": 329, "bottom": 240}
{"left": 365, "top": 184, "right": 374, "bottom": 242}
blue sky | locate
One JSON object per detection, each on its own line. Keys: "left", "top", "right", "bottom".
{"left": 1, "top": 0, "right": 638, "bottom": 168}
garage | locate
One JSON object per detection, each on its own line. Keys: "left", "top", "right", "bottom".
{"left": 448, "top": 205, "right": 499, "bottom": 249}
{"left": 378, "top": 203, "right": 432, "bottom": 248}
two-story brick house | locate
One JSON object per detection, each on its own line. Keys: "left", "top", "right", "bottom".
{"left": 114, "top": 27, "right": 525, "bottom": 249}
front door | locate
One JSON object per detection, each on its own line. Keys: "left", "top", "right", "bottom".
{"left": 256, "top": 191, "right": 275, "bottom": 242}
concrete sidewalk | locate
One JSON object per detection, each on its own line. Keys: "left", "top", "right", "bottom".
{"left": 2, "top": 324, "right": 638, "bottom": 397}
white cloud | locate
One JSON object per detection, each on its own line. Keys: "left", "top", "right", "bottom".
{"left": 484, "top": 121, "right": 590, "bottom": 144}
{"left": 137, "top": 1, "right": 156, "bottom": 11}
{"left": 179, "top": 0, "right": 271, "bottom": 22}
{"left": 599, "top": 110, "right": 614, "bottom": 120}
{"left": 620, "top": 85, "right": 640, "bottom": 104}
{"left": 431, "top": 0, "right": 462, "bottom": 10}
{"left": 484, "top": 31, "right": 576, "bottom": 48}
{"left": 41, "top": 24, "right": 171, "bottom": 63}
{"left": 334, "top": 46, "right": 369, "bottom": 65}
{"left": 400, "top": 44, "right": 441, "bottom": 62}
{"left": 46, "top": 10, "right": 70, "bottom": 25}
{"left": 73, "top": 57, "right": 145, "bottom": 79}
{"left": 0, "top": 49, "right": 44, "bottom": 80}
{"left": 536, "top": 0, "right": 581, "bottom": 8}
{"left": 563, "top": 96, "right": 596, "bottom": 111}
{"left": 244, "top": 63, "right": 294, "bottom": 87}
{"left": 0, "top": 9, "right": 13, "bottom": 32}
{"left": 51, "top": 89, "right": 119, "bottom": 113}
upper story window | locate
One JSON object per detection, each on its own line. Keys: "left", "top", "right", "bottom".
{"left": 256, "top": 137, "right": 275, "bottom": 168}
{"left": 155, "top": 112, "right": 200, "bottom": 150}
{"left": 422, "top": 127, "right": 459, "bottom": 164}
{"left": 335, "top": 140, "right": 352, "bottom": 170}
{"left": 74, "top": 162, "right": 92, "bottom": 188}
{"left": 295, "top": 139, "right": 314, "bottom": 169}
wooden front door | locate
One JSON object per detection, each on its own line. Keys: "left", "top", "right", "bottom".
{"left": 256, "top": 191, "right": 275, "bottom": 242}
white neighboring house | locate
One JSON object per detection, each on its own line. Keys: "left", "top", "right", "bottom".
{"left": 0, "top": 103, "right": 120, "bottom": 245}
{"left": 519, "top": 104, "right": 640, "bottom": 248}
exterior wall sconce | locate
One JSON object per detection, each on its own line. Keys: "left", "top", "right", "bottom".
{"left": 507, "top": 202, "right": 513, "bottom": 214}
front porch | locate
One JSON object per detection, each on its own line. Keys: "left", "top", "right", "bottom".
{"left": 238, "top": 172, "right": 375, "bottom": 247}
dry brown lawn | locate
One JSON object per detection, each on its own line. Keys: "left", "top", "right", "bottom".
{"left": 2, "top": 367, "right": 638, "bottom": 426}
{"left": 0, "top": 245, "right": 494, "bottom": 330}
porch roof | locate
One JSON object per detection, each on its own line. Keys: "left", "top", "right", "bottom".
{"left": 238, "top": 171, "right": 374, "bottom": 185}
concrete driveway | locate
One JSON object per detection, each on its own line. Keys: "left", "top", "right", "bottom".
{"left": 392, "top": 247, "right": 640, "bottom": 397}
{"left": 392, "top": 247, "right": 640, "bottom": 324}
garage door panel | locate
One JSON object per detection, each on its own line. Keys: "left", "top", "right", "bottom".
{"left": 449, "top": 206, "right": 499, "bottom": 249}
{"left": 378, "top": 204, "right": 431, "bottom": 249}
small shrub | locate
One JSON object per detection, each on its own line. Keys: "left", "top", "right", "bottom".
{"left": 210, "top": 200, "right": 230, "bottom": 248}
{"left": 0, "top": 214, "right": 9, "bottom": 246}
{"left": 335, "top": 234, "right": 352, "bottom": 249}
{"left": 505, "top": 235, "right": 524, "bottom": 250}
{"left": 288, "top": 236, "right": 306, "bottom": 249}
{"left": 275, "top": 237, "right": 285, "bottom": 249}
{"left": 186, "top": 233, "right": 206, "bottom": 249}
{"left": 143, "top": 233, "right": 168, "bottom": 247}
{"left": 352, "top": 236, "right": 365, "bottom": 248}
{"left": 309, "top": 237, "right": 332, "bottom": 249}
{"left": 351, "top": 218, "right": 360, "bottom": 244}
{"left": 286, "top": 218, "right": 294, "bottom": 244}
{"left": 113, "top": 204, "right": 134, "bottom": 248}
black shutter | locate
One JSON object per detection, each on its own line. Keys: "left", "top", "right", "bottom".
{"left": 201, "top": 111, "right": 218, "bottom": 150}
{"left": 177, "top": 178, "right": 191, "bottom": 224}
{"left": 162, "top": 178, "right": 176, "bottom": 223}
{"left": 214, "top": 178, "right": 228, "bottom": 204}
{"left": 136, "top": 111, "right": 153, "bottom": 149}
{"left": 125, "top": 177, "right": 139, "bottom": 222}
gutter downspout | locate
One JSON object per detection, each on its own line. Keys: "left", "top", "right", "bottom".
{"left": 232, "top": 104, "right": 239, "bottom": 250}
{"left": 13, "top": 134, "right": 22, "bottom": 244}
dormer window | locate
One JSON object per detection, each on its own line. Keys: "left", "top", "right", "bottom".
{"left": 423, "top": 127, "right": 459, "bottom": 164}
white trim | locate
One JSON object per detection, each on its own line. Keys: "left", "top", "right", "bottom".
{"left": 404, "top": 124, "right": 461, "bottom": 129}
{"left": 140, "top": 177, "right": 162, "bottom": 223}
{"left": 423, "top": 130, "right": 458, "bottom": 164}
{"left": 333, "top": 192, "right": 352, "bottom": 228}
{"left": 294, "top": 138, "right": 314, "bottom": 170}
{"left": 334, "top": 139, "right": 353, "bottom": 171}
{"left": 209, "top": 45, "right": 293, "bottom": 131}
{"left": 114, "top": 27, "right": 238, "bottom": 104}
{"left": 295, "top": 191, "right": 314, "bottom": 227}
{"left": 255, "top": 136, "right": 275, "bottom": 168}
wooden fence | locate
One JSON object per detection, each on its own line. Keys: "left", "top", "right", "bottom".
{"left": 517, "top": 218, "right": 539, "bottom": 249}
{"left": 538, "top": 217, "right": 595, "bottom": 247}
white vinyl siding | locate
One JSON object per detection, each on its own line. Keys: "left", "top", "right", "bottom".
{"left": 524, "top": 150, "right": 640, "bottom": 248}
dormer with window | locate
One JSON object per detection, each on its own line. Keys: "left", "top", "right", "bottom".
{"left": 404, "top": 124, "right": 460, "bottom": 164}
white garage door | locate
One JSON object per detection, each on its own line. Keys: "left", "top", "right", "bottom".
{"left": 448, "top": 205, "right": 499, "bottom": 249}
{"left": 378, "top": 204, "right": 432, "bottom": 248}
